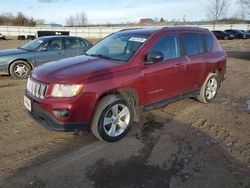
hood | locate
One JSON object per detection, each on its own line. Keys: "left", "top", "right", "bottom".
{"left": 31, "top": 55, "right": 126, "bottom": 83}
{"left": 0, "top": 48, "right": 29, "bottom": 56}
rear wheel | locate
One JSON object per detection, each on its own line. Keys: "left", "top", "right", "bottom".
{"left": 197, "top": 73, "right": 219, "bottom": 103}
{"left": 9, "top": 60, "right": 31, "bottom": 79}
{"left": 91, "top": 94, "right": 134, "bottom": 142}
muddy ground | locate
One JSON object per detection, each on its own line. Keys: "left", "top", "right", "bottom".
{"left": 0, "top": 39, "right": 249, "bottom": 188}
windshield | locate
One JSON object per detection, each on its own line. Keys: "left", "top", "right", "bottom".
{"left": 86, "top": 33, "right": 149, "bottom": 62}
{"left": 21, "top": 38, "right": 45, "bottom": 50}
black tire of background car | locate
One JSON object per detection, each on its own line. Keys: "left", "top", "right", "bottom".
{"left": 9, "top": 60, "right": 32, "bottom": 79}
{"left": 17, "top": 35, "right": 25, "bottom": 40}
{"left": 26, "top": 35, "right": 36, "bottom": 40}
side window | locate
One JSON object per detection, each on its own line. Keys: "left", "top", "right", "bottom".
{"left": 183, "top": 33, "right": 203, "bottom": 56}
{"left": 149, "top": 34, "right": 181, "bottom": 61}
{"left": 37, "top": 41, "right": 49, "bottom": 51}
{"left": 198, "top": 34, "right": 205, "bottom": 53}
{"left": 203, "top": 34, "right": 213, "bottom": 52}
{"left": 49, "top": 39, "right": 62, "bottom": 50}
{"left": 65, "top": 38, "right": 87, "bottom": 49}
{"left": 65, "top": 38, "right": 73, "bottom": 49}
{"left": 77, "top": 39, "right": 87, "bottom": 48}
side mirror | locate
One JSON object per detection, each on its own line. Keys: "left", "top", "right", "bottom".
{"left": 37, "top": 47, "right": 47, "bottom": 52}
{"left": 145, "top": 51, "right": 164, "bottom": 64}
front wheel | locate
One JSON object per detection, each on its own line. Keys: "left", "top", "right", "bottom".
{"left": 9, "top": 60, "right": 31, "bottom": 79}
{"left": 91, "top": 95, "right": 134, "bottom": 142}
{"left": 197, "top": 73, "right": 219, "bottom": 103}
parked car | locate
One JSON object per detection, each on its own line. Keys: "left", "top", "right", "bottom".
{"left": 240, "top": 30, "right": 250, "bottom": 39}
{"left": 0, "top": 35, "right": 92, "bottom": 79}
{"left": 224, "top": 29, "right": 247, "bottom": 39}
{"left": 212, "top": 30, "right": 235, "bottom": 40}
{"left": 24, "top": 27, "right": 227, "bottom": 142}
{"left": 0, "top": 33, "right": 6, "bottom": 40}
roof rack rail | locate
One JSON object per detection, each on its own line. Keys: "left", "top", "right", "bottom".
{"left": 118, "top": 28, "right": 142, "bottom": 32}
{"left": 160, "top": 26, "right": 210, "bottom": 31}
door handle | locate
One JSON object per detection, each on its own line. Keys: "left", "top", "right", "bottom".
{"left": 174, "top": 63, "right": 181, "bottom": 68}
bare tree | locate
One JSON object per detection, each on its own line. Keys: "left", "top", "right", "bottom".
{"left": 160, "top": 17, "right": 165, "bottom": 22}
{"left": 75, "top": 12, "right": 87, "bottom": 25}
{"left": 65, "top": 11, "right": 87, "bottom": 26}
{"left": 237, "top": 0, "right": 250, "bottom": 20}
{"left": 207, "top": 0, "right": 229, "bottom": 24}
{"left": 65, "top": 15, "right": 75, "bottom": 26}
{"left": 36, "top": 19, "right": 45, "bottom": 24}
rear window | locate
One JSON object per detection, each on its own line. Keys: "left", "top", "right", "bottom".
{"left": 203, "top": 34, "right": 213, "bottom": 52}
{"left": 183, "top": 33, "right": 204, "bottom": 56}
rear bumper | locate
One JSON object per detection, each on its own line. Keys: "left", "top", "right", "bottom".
{"left": 27, "top": 98, "right": 89, "bottom": 132}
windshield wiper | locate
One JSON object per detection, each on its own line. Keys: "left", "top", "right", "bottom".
{"left": 18, "top": 47, "right": 32, "bottom": 51}
{"left": 85, "top": 53, "right": 126, "bottom": 62}
{"left": 87, "top": 53, "right": 113, "bottom": 60}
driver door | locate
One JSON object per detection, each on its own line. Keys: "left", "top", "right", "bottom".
{"left": 142, "top": 33, "right": 187, "bottom": 105}
{"left": 34, "top": 38, "right": 65, "bottom": 66}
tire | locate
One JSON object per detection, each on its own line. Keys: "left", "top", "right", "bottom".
{"left": 91, "top": 94, "right": 134, "bottom": 142}
{"left": 9, "top": 60, "right": 32, "bottom": 79}
{"left": 17, "top": 35, "right": 25, "bottom": 40}
{"left": 197, "top": 73, "right": 219, "bottom": 103}
{"left": 27, "top": 35, "right": 36, "bottom": 40}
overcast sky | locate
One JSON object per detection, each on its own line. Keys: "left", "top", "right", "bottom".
{"left": 0, "top": 0, "right": 239, "bottom": 25}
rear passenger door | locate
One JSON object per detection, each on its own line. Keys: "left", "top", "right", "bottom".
{"left": 64, "top": 38, "right": 88, "bottom": 58}
{"left": 181, "top": 33, "right": 207, "bottom": 92}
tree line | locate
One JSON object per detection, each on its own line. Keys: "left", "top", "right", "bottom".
{"left": 207, "top": 0, "right": 250, "bottom": 25}
{"left": 0, "top": 0, "right": 249, "bottom": 27}
{"left": 64, "top": 0, "right": 250, "bottom": 26}
{"left": 0, "top": 12, "right": 36, "bottom": 26}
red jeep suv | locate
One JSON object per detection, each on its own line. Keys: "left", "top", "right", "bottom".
{"left": 24, "top": 27, "right": 226, "bottom": 142}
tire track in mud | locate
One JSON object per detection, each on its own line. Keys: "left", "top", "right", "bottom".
{"left": 0, "top": 79, "right": 27, "bottom": 124}
{"left": 0, "top": 84, "right": 17, "bottom": 88}
{"left": 86, "top": 112, "right": 195, "bottom": 188}
{"left": 0, "top": 109, "right": 27, "bottom": 124}
{"left": 0, "top": 98, "right": 23, "bottom": 106}
{"left": 189, "top": 112, "right": 250, "bottom": 186}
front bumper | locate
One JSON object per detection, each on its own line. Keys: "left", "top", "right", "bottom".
{"left": 26, "top": 95, "right": 90, "bottom": 131}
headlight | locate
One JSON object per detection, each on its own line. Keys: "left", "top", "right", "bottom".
{"left": 51, "top": 84, "right": 83, "bottom": 97}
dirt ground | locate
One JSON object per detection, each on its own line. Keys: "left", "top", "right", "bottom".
{"left": 0, "top": 39, "right": 249, "bottom": 188}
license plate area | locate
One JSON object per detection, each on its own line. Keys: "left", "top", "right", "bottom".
{"left": 24, "top": 95, "right": 32, "bottom": 112}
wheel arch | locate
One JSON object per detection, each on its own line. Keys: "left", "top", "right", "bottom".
{"left": 96, "top": 87, "right": 141, "bottom": 122}
{"left": 8, "top": 59, "right": 34, "bottom": 75}
{"left": 212, "top": 68, "right": 224, "bottom": 85}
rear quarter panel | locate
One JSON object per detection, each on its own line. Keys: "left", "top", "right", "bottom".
{"left": 199, "top": 35, "right": 227, "bottom": 86}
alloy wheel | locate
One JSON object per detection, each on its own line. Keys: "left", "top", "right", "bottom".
{"left": 103, "top": 103, "right": 130, "bottom": 137}
{"left": 205, "top": 77, "right": 218, "bottom": 100}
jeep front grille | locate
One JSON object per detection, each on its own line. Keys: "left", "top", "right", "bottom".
{"left": 26, "top": 77, "right": 48, "bottom": 99}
